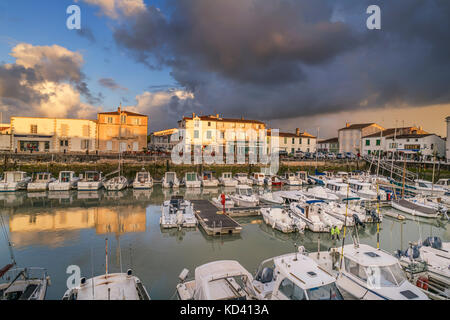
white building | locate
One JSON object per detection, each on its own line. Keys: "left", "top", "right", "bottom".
{"left": 361, "top": 127, "right": 428, "bottom": 156}
{"left": 268, "top": 128, "right": 316, "bottom": 154}
{"left": 317, "top": 137, "right": 339, "bottom": 154}
{"left": 149, "top": 128, "right": 179, "bottom": 151}
{"left": 11, "top": 117, "right": 97, "bottom": 153}
{"left": 0, "top": 124, "right": 11, "bottom": 151}
{"left": 446, "top": 116, "right": 450, "bottom": 161}
{"left": 385, "top": 133, "right": 445, "bottom": 160}
{"left": 338, "top": 123, "right": 384, "bottom": 154}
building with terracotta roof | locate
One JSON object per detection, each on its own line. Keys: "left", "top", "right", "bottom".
{"left": 317, "top": 137, "right": 339, "bottom": 154}
{"left": 338, "top": 122, "right": 384, "bottom": 154}
{"left": 385, "top": 133, "right": 445, "bottom": 159}
{"left": 97, "top": 106, "right": 148, "bottom": 153}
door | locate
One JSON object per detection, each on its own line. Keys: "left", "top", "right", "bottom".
{"left": 132, "top": 141, "right": 139, "bottom": 151}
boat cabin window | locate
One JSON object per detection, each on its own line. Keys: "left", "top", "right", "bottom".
{"left": 417, "top": 182, "right": 429, "bottom": 188}
{"left": 306, "top": 283, "right": 343, "bottom": 300}
{"left": 277, "top": 278, "right": 306, "bottom": 300}
{"left": 344, "top": 258, "right": 368, "bottom": 282}
{"left": 186, "top": 173, "right": 196, "bottom": 181}
{"left": 366, "top": 264, "right": 406, "bottom": 287}
{"left": 85, "top": 172, "right": 99, "bottom": 181}
{"left": 61, "top": 172, "right": 71, "bottom": 182}
{"left": 223, "top": 173, "right": 231, "bottom": 179}
{"left": 238, "top": 188, "right": 252, "bottom": 196}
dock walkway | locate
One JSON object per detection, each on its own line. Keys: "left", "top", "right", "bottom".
{"left": 191, "top": 200, "right": 243, "bottom": 235}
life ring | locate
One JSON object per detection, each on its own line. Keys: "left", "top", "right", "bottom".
{"left": 416, "top": 276, "right": 429, "bottom": 290}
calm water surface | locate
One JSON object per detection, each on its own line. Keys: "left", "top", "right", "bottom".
{"left": 0, "top": 186, "right": 449, "bottom": 299}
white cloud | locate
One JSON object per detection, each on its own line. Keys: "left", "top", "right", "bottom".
{"left": 80, "top": 0, "right": 146, "bottom": 19}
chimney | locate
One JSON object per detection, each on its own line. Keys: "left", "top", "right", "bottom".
{"left": 345, "top": 122, "right": 350, "bottom": 128}
{"left": 295, "top": 128, "right": 300, "bottom": 136}
{"left": 192, "top": 112, "right": 195, "bottom": 118}
{"left": 118, "top": 106, "right": 121, "bottom": 114}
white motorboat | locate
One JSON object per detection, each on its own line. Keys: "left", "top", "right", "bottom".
{"left": 260, "top": 207, "right": 301, "bottom": 233}
{"left": 348, "top": 179, "right": 386, "bottom": 200}
{"left": 279, "top": 172, "right": 301, "bottom": 186}
{"left": 311, "top": 244, "right": 429, "bottom": 300}
{"left": 62, "top": 270, "right": 150, "bottom": 300}
{"left": 265, "top": 175, "right": 281, "bottom": 187}
{"left": 183, "top": 172, "right": 201, "bottom": 188}
{"left": 234, "top": 173, "right": 252, "bottom": 185}
{"left": 229, "top": 185, "right": 259, "bottom": 207}
{"left": 414, "top": 179, "right": 447, "bottom": 196}
{"left": 250, "top": 172, "right": 266, "bottom": 186}
{"left": 289, "top": 202, "right": 329, "bottom": 232}
{"left": 77, "top": 171, "right": 103, "bottom": 191}
{"left": 199, "top": 171, "right": 219, "bottom": 187}
{"left": 104, "top": 176, "right": 128, "bottom": 191}
{"left": 325, "top": 180, "right": 359, "bottom": 200}
{"left": 27, "top": 172, "right": 55, "bottom": 192}
{"left": 49, "top": 171, "right": 79, "bottom": 191}
{"left": 391, "top": 198, "right": 442, "bottom": 218}
{"left": 176, "top": 260, "right": 257, "bottom": 300}
{"left": 295, "top": 171, "right": 314, "bottom": 185}
{"left": 303, "top": 186, "right": 339, "bottom": 201}
{"left": 133, "top": 170, "right": 153, "bottom": 189}
{"left": 211, "top": 194, "right": 235, "bottom": 209}
{"left": 160, "top": 196, "right": 197, "bottom": 228}
{"left": 259, "top": 191, "right": 285, "bottom": 205}
{"left": 397, "top": 237, "right": 450, "bottom": 291}
{"left": 162, "top": 172, "right": 180, "bottom": 188}
{"left": 0, "top": 171, "right": 30, "bottom": 192}
{"left": 409, "top": 194, "right": 448, "bottom": 213}
{"left": 0, "top": 267, "right": 50, "bottom": 300}
{"left": 435, "top": 179, "right": 449, "bottom": 191}
{"left": 253, "top": 249, "right": 344, "bottom": 300}
{"left": 219, "top": 172, "right": 238, "bottom": 187}
{"left": 316, "top": 202, "right": 361, "bottom": 226}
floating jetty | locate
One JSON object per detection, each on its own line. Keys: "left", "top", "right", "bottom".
{"left": 191, "top": 200, "right": 243, "bottom": 236}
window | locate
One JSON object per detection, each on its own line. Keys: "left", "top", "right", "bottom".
{"left": 194, "top": 120, "right": 200, "bottom": 128}
{"left": 81, "top": 140, "right": 90, "bottom": 150}
{"left": 61, "top": 124, "right": 69, "bottom": 136}
{"left": 44, "top": 141, "right": 50, "bottom": 151}
{"left": 107, "top": 117, "right": 113, "bottom": 124}
{"left": 284, "top": 137, "right": 287, "bottom": 144}
{"left": 376, "top": 139, "right": 381, "bottom": 146}
{"left": 306, "top": 283, "right": 343, "bottom": 300}
{"left": 132, "top": 118, "right": 140, "bottom": 125}
{"left": 121, "top": 115, "right": 127, "bottom": 124}
{"left": 307, "top": 138, "right": 310, "bottom": 145}
{"left": 299, "top": 138, "right": 302, "bottom": 144}
{"left": 366, "top": 140, "right": 370, "bottom": 146}
{"left": 345, "top": 258, "right": 368, "bottom": 281}
{"left": 278, "top": 278, "right": 306, "bottom": 300}
{"left": 208, "top": 122, "right": 211, "bottom": 127}
{"left": 30, "top": 124, "right": 37, "bottom": 134}
{"left": 60, "top": 140, "right": 68, "bottom": 147}
{"left": 194, "top": 130, "right": 199, "bottom": 139}
{"left": 291, "top": 148, "right": 294, "bottom": 154}
{"left": 82, "top": 125, "right": 89, "bottom": 137}
{"left": 292, "top": 138, "right": 295, "bottom": 144}
{"left": 206, "top": 131, "right": 212, "bottom": 139}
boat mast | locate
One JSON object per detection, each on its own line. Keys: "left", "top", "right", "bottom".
{"left": 376, "top": 129, "right": 382, "bottom": 177}
{"left": 338, "top": 184, "right": 351, "bottom": 273}
{"left": 431, "top": 152, "right": 436, "bottom": 193}
{"left": 390, "top": 121, "right": 397, "bottom": 180}
{"left": 105, "top": 238, "right": 108, "bottom": 275}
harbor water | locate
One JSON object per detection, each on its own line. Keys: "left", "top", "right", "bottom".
{"left": 0, "top": 186, "right": 449, "bottom": 300}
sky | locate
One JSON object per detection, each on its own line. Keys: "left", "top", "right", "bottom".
{"left": 0, "top": 0, "right": 449, "bottom": 138}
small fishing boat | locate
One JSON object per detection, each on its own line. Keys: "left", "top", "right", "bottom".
{"left": 260, "top": 207, "right": 303, "bottom": 233}
{"left": 295, "top": 171, "right": 314, "bottom": 185}
{"left": 160, "top": 196, "right": 197, "bottom": 228}
{"left": 49, "top": 171, "right": 79, "bottom": 191}
{"left": 27, "top": 172, "right": 55, "bottom": 192}
{"left": 0, "top": 171, "right": 31, "bottom": 192}
{"left": 265, "top": 175, "right": 281, "bottom": 187}
{"left": 325, "top": 180, "right": 358, "bottom": 200}
{"left": 183, "top": 172, "right": 201, "bottom": 188}
{"left": 0, "top": 267, "right": 50, "bottom": 300}
{"left": 253, "top": 249, "right": 344, "bottom": 300}
{"left": 104, "top": 176, "right": 128, "bottom": 191}
{"left": 289, "top": 202, "right": 330, "bottom": 232}
{"left": 133, "top": 169, "right": 153, "bottom": 189}
{"left": 234, "top": 173, "right": 252, "bottom": 185}
{"left": 200, "top": 171, "right": 219, "bottom": 187}
{"left": 348, "top": 179, "right": 386, "bottom": 200}
{"left": 249, "top": 172, "right": 266, "bottom": 186}
{"left": 176, "top": 260, "right": 258, "bottom": 300}
{"left": 391, "top": 198, "right": 442, "bottom": 218}
{"left": 162, "top": 172, "right": 180, "bottom": 188}
{"left": 311, "top": 244, "right": 429, "bottom": 300}
{"left": 229, "top": 185, "right": 259, "bottom": 207}
{"left": 219, "top": 172, "right": 238, "bottom": 187}
{"left": 77, "top": 171, "right": 103, "bottom": 191}
{"left": 211, "top": 194, "right": 235, "bottom": 209}
{"left": 279, "top": 172, "right": 302, "bottom": 186}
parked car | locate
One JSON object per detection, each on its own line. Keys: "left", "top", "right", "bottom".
{"left": 337, "top": 153, "right": 344, "bottom": 159}
{"left": 327, "top": 153, "right": 336, "bottom": 159}
{"left": 345, "top": 152, "right": 356, "bottom": 159}
{"left": 304, "top": 152, "right": 312, "bottom": 159}
{"left": 294, "top": 150, "right": 304, "bottom": 159}
{"left": 278, "top": 150, "right": 288, "bottom": 157}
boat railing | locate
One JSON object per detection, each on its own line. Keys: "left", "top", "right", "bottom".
{"left": 0, "top": 267, "right": 47, "bottom": 283}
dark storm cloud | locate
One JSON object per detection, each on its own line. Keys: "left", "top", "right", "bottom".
{"left": 108, "top": 0, "right": 450, "bottom": 125}
{"left": 98, "top": 77, "right": 128, "bottom": 91}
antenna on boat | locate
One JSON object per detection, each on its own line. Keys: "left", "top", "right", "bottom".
{"left": 338, "top": 184, "right": 350, "bottom": 273}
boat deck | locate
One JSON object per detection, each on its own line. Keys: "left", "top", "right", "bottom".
{"left": 191, "top": 200, "right": 242, "bottom": 235}
{"left": 394, "top": 199, "right": 437, "bottom": 215}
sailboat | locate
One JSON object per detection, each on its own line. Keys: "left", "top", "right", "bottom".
{"left": 104, "top": 153, "right": 128, "bottom": 191}
{"left": 0, "top": 213, "right": 50, "bottom": 300}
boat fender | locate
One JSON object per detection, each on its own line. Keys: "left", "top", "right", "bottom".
{"left": 416, "top": 276, "right": 428, "bottom": 290}
{"left": 127, "top": 269, "right": 133, "bottom": 276}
